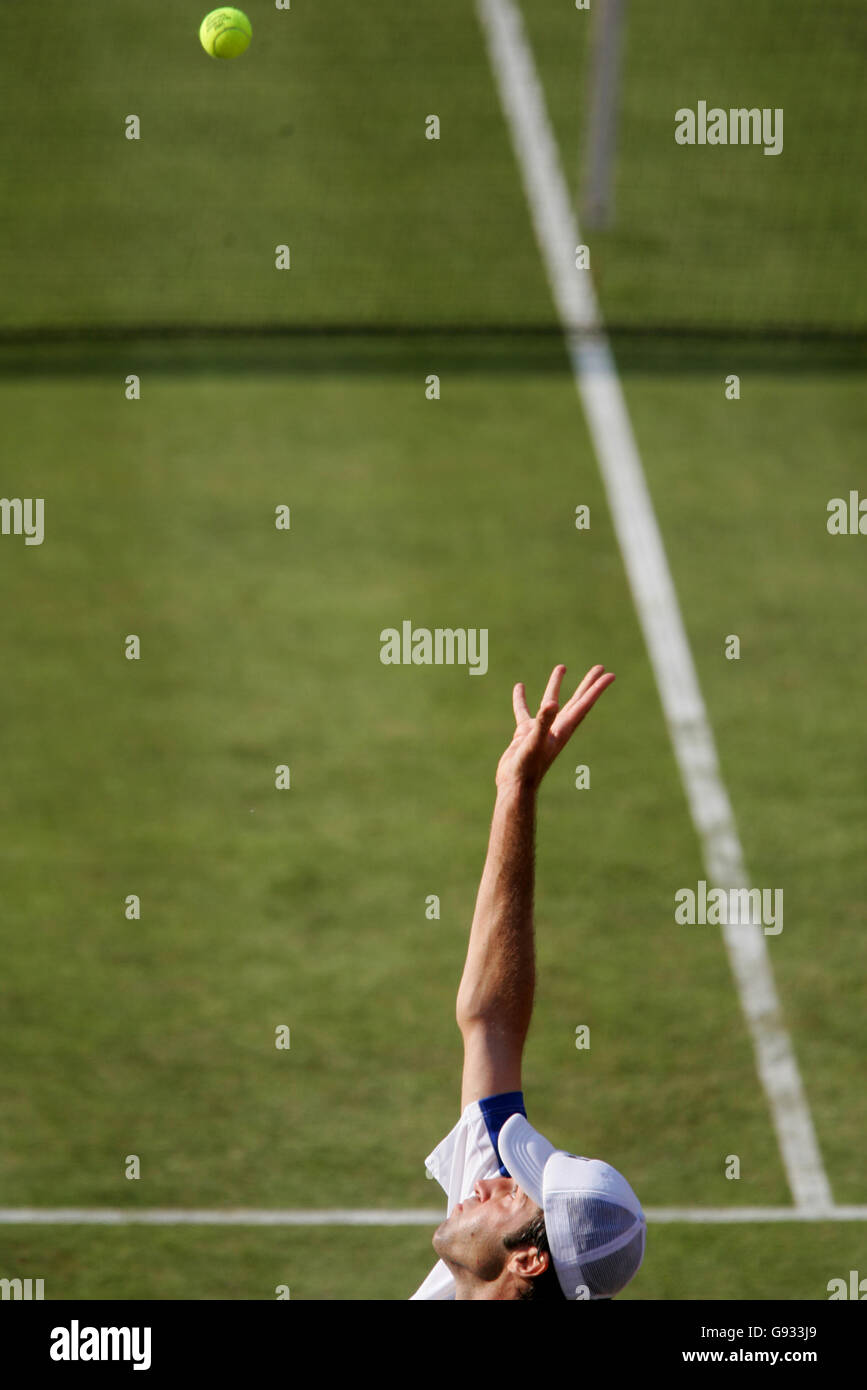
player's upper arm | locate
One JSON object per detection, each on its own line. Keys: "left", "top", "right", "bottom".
{"left": 459, "top": 1019, "right": 523, "bottom": 1111}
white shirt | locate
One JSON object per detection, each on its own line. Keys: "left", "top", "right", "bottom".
{"left": 410, "top": 1091, "right": 527, "bottom": 1300}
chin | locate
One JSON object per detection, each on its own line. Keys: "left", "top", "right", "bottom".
{"left": 432, "top": 1218, "right": 452, "bottom": 1257}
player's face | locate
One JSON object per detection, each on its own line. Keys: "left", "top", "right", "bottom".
{"left": 432, "top": 1177, "right": 539, "bottom": 1281}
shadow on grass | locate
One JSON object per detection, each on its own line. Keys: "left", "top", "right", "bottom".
{"left": 0, "top": 323, "right": 863, "bottom": 379}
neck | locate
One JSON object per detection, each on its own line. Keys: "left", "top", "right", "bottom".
{"left": 451, "top": 1267, "right": 521, "bottom": 1301}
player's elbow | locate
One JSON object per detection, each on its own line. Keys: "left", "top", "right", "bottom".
{"left": 455, "top": 987, "right": 488, "bottom": 1036}
{"left": 456, "top": 997, "right": 529, "bottom": 1045}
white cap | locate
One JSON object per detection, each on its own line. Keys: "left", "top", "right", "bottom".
{"left": 499, "top": 1114, "right": 646, "bottom": 1300}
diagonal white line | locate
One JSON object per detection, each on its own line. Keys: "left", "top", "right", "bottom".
{"left": 0, "top": 1206, "right": 863, "bottom": 1225}
{"left": 476, "top": 0, "right": 833, "bottom": 1213}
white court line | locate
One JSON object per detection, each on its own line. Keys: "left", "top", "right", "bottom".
{"left": 0, "top": 1207, "right": 864, "bottom": 1226}
{"left": 647, "top": 1207, "right": 867, "bottom": 1224}
{"left": 0, "top": 1208, "right": 444, "bottom": 1228}
{"left": 476, "top": 0, "right": 833, "bottom": 1214}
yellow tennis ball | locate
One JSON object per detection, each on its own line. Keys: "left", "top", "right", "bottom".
{"left": 199, "top": 8, "right": 252, "bottom": 60}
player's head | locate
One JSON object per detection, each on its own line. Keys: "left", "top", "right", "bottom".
{"left": 432, "top": 1175, "right": 564, "bottom": 1300}
{"left": 498, "top": 1114, "right": 647, "bottom": 1301}
{"left": 433, "top": 1118, "right": 646, "bottom": 1300}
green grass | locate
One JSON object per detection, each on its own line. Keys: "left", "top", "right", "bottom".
{"left": 0, "top": 0, "right": 864, "bottom": 1301}
{"left": 0, "top": 367, "right": 783, "bottom": 1210}
{"left": 0, "top": 0, "right": 553, "bottom": 330}
{"left": 1, "top": 363, "right": 864, "bottom": 1298}
{"left": 525, "top": 0, "right": 867, "bottom": 330}
{"left": 2, "top": 1, "right": 864, "bottom": 332}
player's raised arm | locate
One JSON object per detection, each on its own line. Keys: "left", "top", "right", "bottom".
{"left": 455, "top": 664, "right": 616, "bottom": 1111}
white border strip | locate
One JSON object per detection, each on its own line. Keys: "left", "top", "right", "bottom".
{"left": 475, "top": 0, "right": 833, "bottom": 1214}
{"left": 0, "top": 1207, "right": 864, "bottom": 1226}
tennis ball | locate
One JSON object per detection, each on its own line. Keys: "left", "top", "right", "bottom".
{"left": 199, "top": 8, "right": 252, "bottom": 60}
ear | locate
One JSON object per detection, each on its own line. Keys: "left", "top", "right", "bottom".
{"left": 508, "top": 1245, "right": 549, "bottom": 1280}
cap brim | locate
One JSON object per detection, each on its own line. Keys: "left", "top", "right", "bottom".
{"left": 498, "top": 1114, "right": 557, "bottom": 1209}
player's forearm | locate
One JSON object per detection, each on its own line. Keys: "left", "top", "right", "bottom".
{"left": 455, "top": 779, "right": 537, "bottom": 1038}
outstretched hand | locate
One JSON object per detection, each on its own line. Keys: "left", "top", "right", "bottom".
{"left": 495, "top": 664, "right": 615, "bottom": 791}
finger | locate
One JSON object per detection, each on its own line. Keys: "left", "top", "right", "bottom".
{"left": 539, "top": 699, "right": 559, "bottom": 728}
{"left": 571, "top": 663, "right": 607, "bottom": 705}
{"left": 561, "top": 669, "right": 615, "bottom": 728}
{"left": 529, "top": 699, "right": 559, "bottom": 748}
{"left": 512, "top": 681, "right": 531, "bottom": 724}
{"left": 576, "top": 663, "right": 606, "bottom": 698}
{"left": 555, "top": 664, "right": 607, "bottom": 722}
{"left": 550, "top": 670, "right": 615, "bottom": 741}
{"left": 540, "top": 664, "right": 567, "bottom": 710}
